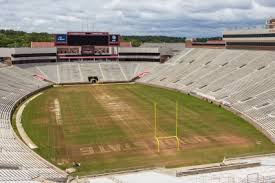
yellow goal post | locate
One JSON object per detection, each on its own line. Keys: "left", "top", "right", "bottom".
{"left": 154, "top": 101, "right": 180, "bottom": 153}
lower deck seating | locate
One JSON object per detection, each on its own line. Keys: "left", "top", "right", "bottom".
{"left": 18, "top": 62, "right": 159, "bottom": 83}
{"left": 11, "top": 51, "right": 275, "bottom": 180}
{"left": 0, "top": 66, "right": 67, "bottom": 182}
{"left": 137, "top": 49, "right": 275, "bottom": 143}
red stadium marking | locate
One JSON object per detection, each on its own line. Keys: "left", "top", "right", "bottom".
{"left": 33, "top": 74, "right": 46, "bottom": 81}
{"left": 137, "top": 71, "right": 150, "bottom": 78}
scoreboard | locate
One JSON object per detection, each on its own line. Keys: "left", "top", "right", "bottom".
{"left": 67, "top": 32, "right": 109, "bottom": 46}
{"left": 56, "top": 32, "right": 120, "bottom": 60}
{"left": 55, "top": 32, "right": 120, "bottom": 46}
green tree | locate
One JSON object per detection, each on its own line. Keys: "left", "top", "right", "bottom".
{"left": 0, "top": 30, "right": 54, "bottom": 47}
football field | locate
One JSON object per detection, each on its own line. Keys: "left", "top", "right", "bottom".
{"left": 21, "top": 84, "right": 275, "bottom": 175}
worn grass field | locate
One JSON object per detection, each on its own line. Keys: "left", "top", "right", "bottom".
{"left": 21, "top": 84, "right": 275, "bottom": 175}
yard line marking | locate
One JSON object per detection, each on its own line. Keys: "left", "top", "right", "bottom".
{"left": 51, "top": 98, "right": 63, "bottom": 125}
{"left": 90, "top": 87, "right": 153, "bottom": 139}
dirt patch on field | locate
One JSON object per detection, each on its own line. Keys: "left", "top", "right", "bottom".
{"left": 59, "top": 86, "right": 252, "bottom": 161}
{"left": 48, "top": 98, "right": 70, "bottom": 164}
{"left": 89, "top": 86, "right": 154, "bottom": 138}
{"left": 66, "top": 134, "right": 251, "bottom": 159}
{"left": 23, "top": 85, "right": 275, "bottom": 174}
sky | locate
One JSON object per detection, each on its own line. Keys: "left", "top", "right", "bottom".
{"left": 0, "top": 0, "right": 274, "bottom": 37}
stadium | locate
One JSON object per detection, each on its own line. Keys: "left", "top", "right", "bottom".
{"left": 1, "top": 16, "right": 275, "bottom": 183}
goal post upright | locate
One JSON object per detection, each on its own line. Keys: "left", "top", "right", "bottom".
{"left": 154, "top": 102, "right": 160, "bottom": 152}
{"left": 176, "top": 101, "right": 178, "bottom": 137}
{"left": 154, "top": 102, "right": 157, "bottom": 138}
{"left": 176, "top": 101, "right": 180, "bottom": 151}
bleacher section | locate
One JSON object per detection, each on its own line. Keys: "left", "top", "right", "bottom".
{"left": 6, "top": 49, "right": 275, "bottom": 181}
{"left": 0, "top": 66, "right": 67, "bottom": 182}
{"left": 137, "top": 48, "right": 275, "bottom": 143}
{"left": 0, "top": 62, "right": 158, "bottom": 181}
{"left": 18, "top": 62, "right": 159, "bottom": 83}
{"left": 17, "top": 55, "right": 275, "bottom": 143}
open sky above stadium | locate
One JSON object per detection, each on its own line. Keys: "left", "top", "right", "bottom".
{"left": 0, "top": 0, "right": 275, "bottom": 37}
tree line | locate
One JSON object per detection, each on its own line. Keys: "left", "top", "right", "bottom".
{"left": 0, "top": 29, "right": 220, "bottom": 48}
{"left": 0, "top": 30, "right": 54, "bottom": 47}
{"left": 121, "top": 35, "right": 186, "bottom": 47}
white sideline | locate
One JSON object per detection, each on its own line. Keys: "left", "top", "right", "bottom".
{"left": 16, "top": 93, "right": 43, "bottom": 149}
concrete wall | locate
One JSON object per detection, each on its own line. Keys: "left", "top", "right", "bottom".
{"left": 13, "top": 48, "right": 57, "bottom": 54}
{"left": 119, "top": 47, "right": 159, "bottom": 54}
{"left": 0, "top": 48, "right": 14, "bottom": 57}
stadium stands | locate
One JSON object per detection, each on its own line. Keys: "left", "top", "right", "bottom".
{"left": 137, "top": 48, "right": 275, "bottom": 143}
{"left": 0, "top": 66, "right": 67, "bottom": 182}
{"left": 17, "top": 62, "right": 159, "bottom": 83}
{"left": 0, "top": 61, "right": 160, "bottom": 181}
{"left": 17, "top": 52, "right": 275, "bottom": 144}
{"left": 4, "top": 48, "right": 275, "bottom": 181}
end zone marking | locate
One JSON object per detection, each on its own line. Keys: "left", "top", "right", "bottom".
{"left": 155, "top": 136, "right": 180, "bottom": 152}
{"left": 51, "top": 98, "right": 63, "bottom": 126}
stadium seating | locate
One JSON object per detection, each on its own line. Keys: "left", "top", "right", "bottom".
{"left": 137, "top": 49, "right": 275, "bottom": 142}
{"left": 5, "top": 48, "right": 275, "bottom": 181}
{"left": 0, "top": 66, "right": 67, "bottom": 182}
{"left": 18, "top": 62, "right": 159, "bottom": 83}
{"left": 17, "top": 54, "right": 275, "bottom": 143}
{"left": 0, "top": 62, "right": 159, "bottom": 181}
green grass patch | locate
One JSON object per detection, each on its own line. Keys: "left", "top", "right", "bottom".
{"left": 19, "top": 84, "right": 275, "bottom": 175}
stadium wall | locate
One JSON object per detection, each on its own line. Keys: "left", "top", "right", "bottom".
{"left": 185, "top": 39, "right": 225, "bottom": 49}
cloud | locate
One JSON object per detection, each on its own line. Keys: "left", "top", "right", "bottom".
{"left": 0, "top": 0, "right": 274, "bottom": 37}
{"left": 255, "top": 0, "right": 275, "bottom": 7}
